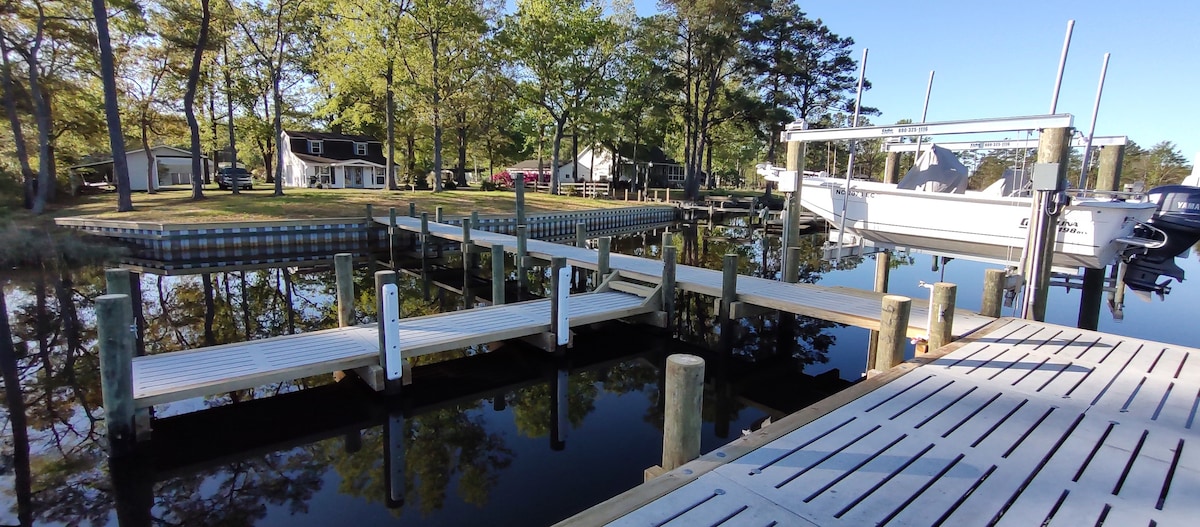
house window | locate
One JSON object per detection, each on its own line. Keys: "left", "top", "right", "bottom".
{"left": 309, "top": 140, "right": 323, "bottom": 155}
{"left": 317, "top": 166, "right": 332, "bottom": 185}
{"left": 375, "top": 167, "right": 386, "bottom": 185}
{"left": 355, "top": 142, "right": 368, "bottom": 156}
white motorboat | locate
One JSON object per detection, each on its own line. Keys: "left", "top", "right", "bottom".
{"left": 762, "top": 146, "right": 1158, "bottom": 269}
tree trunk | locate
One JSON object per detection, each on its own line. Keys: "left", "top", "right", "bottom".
{"left": 0, "top": 33, "right": 36, "bottom": 209}
{"left": 26, "top": 8, "right": 53, "bottom": 214}
{"left": 142, "top": 122, "right": 155, "bottom": 194}
{"left": 272, "top": 69, "right": 284, "bottom": 196}
{"left": 184, "top": 0, "right": 211, "bottom": 200}
{"left": 0, "top": 287, "right": 32, "bottom": 526}
{"left": 456, "top": 111, "right": 468, "bottom": 187}
{"left": 224, "top": 42, "right": 239, "bottom": 195}
{"left": 405, "top": 132, "right": 415, "bottom": 187}
{"left": 385, "top": 63, "right": 397, "bottom": 190}
{"left": 430, "top": 36, "right": 443, "bottom": 192}
{"left": 551, "top": 116, "right": 566, "bottom": 195}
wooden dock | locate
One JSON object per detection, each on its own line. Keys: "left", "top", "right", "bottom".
{"left": 381, "top": 215, "right": 996, "bottom": 338}
{"left": 130, "top": 290, "right": 658, "bottom": 409}
{"left": 561, "top": 318, "right": 1199, "bottom": 526}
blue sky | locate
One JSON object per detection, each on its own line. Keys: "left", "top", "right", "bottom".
{"left": 632, "top": 0, "right": 1199, "bottom": 160}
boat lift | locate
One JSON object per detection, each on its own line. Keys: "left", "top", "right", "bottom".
{"left": 880, "top": 134, "right": 1126, "bottom": 152}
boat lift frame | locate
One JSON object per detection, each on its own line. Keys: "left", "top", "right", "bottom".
{"left": 881, "top": 134, "right": 1126, "bottom": 153}
{"left": 781, "top": 114, "right": 1074, "bottom": 143}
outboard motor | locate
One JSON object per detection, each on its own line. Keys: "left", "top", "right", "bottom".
{"left": 1125, "top": 185, "right": 1200, "bottom": 292}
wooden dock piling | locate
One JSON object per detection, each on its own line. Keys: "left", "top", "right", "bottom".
{"left": 388, "top": 208, "right": 399, "bottom": 265}
{"left": 516, "top": 225, "right": 529, "bottom": 294}
{"left": 720, "top": 254, "right": 738, "bottom": 322}
{"left": 105, "top": 268, "right": 131, "bottom": 296}
{"left": 597, "top": 237, "right": 611, "bottom": 282}
{"left": 783, "top": 247, "right": 801, "bottom": 284}
{"left": 873, "top": 295, "right": 911, "bottom": 374}
{"left": 928, "top": 282, "right": 957, "bottom": 351}
{"left": 1022, "top": 126, "right": 1071, "bottom": 321}
{"left": 435, "top": 206, "right": 444, "bottom": 224}
{"left": 375, "top": 271, "right": 402, "bottom": 393}
{"left": 662, "top": 246, "right": 677, "bottom": 332}
{"left": 982, "top": 269, "right": 1006, "bottom": 317}
{"left": 783, "top": 132, "right": 807, "bottom": 256}
{"left": 1078, "top": 267, "right": 1104, "bottom": 330}
{"left": 515, "top": 176, "right": 526, "bottom": 226}
{"left": 659, "top": 354, "right": 704, "bottom": 475}
{"left": 491, "top": 244, "right": 505, "bottom": 305}
{"left": 1094, "top": 144, "right": 1125, "bottom": 192}
{"left": 407, "top": 202, "right": 415, "bottom": 218}
{"left": 550, "top": 256, "right": 570, "bottom": 351}
{"left": 97, "top": 293, "right": 136, "bottom": 455}
{"left": 335, "top": 253, "right": 354, "bottom": 327}
{"left": 576, "top": 222, "right": 586, "bottom": 248}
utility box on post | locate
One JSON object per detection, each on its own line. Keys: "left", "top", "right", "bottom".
{"left": 1032, "top": 162, "right": 1063, "bottom": 191}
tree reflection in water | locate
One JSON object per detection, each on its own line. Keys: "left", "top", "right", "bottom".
{"left": 0, "top": 222, "right": 858, "bottom": 525}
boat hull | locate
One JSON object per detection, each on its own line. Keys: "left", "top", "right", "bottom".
{"left": 800, "top": 177, "right": 1157, "bottom": 269}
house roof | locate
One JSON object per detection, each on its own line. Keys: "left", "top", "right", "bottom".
{"left": 67, "top": 145, "right": 208, "bottom": 169}
{"left": 601, "top": 142, "right": 679, "bottom": 165}
{"left": 285, "top": 130, "right": 381, "bottom": 143}
{"left": 295, "top": 153, "right": 384, "bottom": 167}
{"left": 507, "top": 159, "right": 567, "bottom": 171}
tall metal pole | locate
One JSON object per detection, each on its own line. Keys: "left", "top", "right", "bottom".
{"left": 1049, "top": 20, "right": 1075, "bottom": 114}
{"left": 910, "top": 70, "right": 936, "bottom": 162}
{"left": 1077, "top": 53, "right": 1111, "bottom": 190}
{"left": 836, "top": 48, "right": 869, "bottom": 260}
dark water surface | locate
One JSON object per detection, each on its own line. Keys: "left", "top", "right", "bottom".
{"left": 3, "top": 221, "right": 1197, "bottom": 526}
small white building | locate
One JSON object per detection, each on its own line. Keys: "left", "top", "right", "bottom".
{"left": 560, "top": 143, "right": 685, "bottom": 187}
{"left": 68, "top": 145, "right": 208, "bottom": 192}
{"left": 280, "top": 131, "right": 388, "bottom": 189}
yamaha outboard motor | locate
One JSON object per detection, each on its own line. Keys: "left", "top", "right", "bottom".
{"left": 1125, "top": 185, "right": 1200, "bottom": 292}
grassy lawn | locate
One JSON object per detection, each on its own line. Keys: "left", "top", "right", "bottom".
{"left": 47, "top": 185, "right": 644, "bottom": 223}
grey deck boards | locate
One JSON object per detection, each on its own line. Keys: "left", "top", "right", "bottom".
{"left": 132, "top": 291, "right": 652, "bottom": 408}
{"left": 605, "top": 318, "right": 1199, "bottom": 527}
{"left": 383, "top": 216, "right": 995, "bottom": 337}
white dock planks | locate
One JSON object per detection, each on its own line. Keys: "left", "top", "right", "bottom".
{"left": 132, "top": 291, "right": 652, "bottom": 408}
{"left": 600, "top": 318, "right": 1199, "bottom": 527}
{"left": 384, "top": 216, "right": 995, "bottom": 337}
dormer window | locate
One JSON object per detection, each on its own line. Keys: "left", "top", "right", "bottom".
{"left": 308, "top": 140, "right": 323, "bottom": 155}
{"left": 354, "top": 142, "right": 368, "bottom": 156}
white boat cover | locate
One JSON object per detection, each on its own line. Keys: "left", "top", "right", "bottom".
{"left": 1182, "top": 151, "right": 1200, "bottom": 187}
{"left": 897, "top": 145, "right": 969, "bottom": 193}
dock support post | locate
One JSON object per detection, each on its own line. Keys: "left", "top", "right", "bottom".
{"left": 575, "top": 222, "right": 586, "bottom": 248}
{"left": 929, "top": 282, "right": 957, "bottom": 351}
{"left": 783, "top": 247, "right": 801, "bottom": 284}
{"left": 659, "top": 354, "right": 705, "bottom": 474}
{"left": 662, "top": 246, "right": 677, "bottom": 333}
{"left": 375, "top": 271, "right": 405, "bottom": 393}
{"left": 883, "top": 151, "right": 901, "bottom": 184}
{"left": 873, "top": 295, "right": 911, "bottom": 375}
{"left": 1094, "top": 145, "right": 1125, "bottom": 193}
{"left": 720, "top": 254, "right": 738, "bottom": 323}
{"left": 1078, "top": 267, "right": 1105, "bottom": 330}
{"left": 408, "top": 202, "right": 416, "bottom": 218}
{"left": 515, "top": 176, "right": 526, "bottom": 227}
{"left": 491, "top": 244, "right": 505, "bottom": 305}
{"left": 388, "top": 208, "right": 399, "bottom": 267}
{"left": 516, "top": 225, "right": 529, "bottom": 296}
{"left": 1021, "top": 127, "right": 1071, "bottom": 321}
{"left": 597, "top": 236, "right": 611, "bottom": 282}
{"left": 550, "top": 256, "right": 571, "bottom": 354}
{"left": 335, "top": 253, "right": 354, "bottom": 326}
{"left": 435, "top": 206, "right": 444, "bottom": 224}
{"left": 982, "top": 269, "right": 1006, "bottom": 317}
{"left": 97, "top": 294, "right": 136, "bottom": 455}
{"left": 782, "top": 130, "right": 807, "bottom": 265}
{"left": 461, "top": 219, "right": 474, "bottom": 308}
{"left": 105, "top": 268, "right": 131, "bottom": 296}
{"left": 662, "top": 231, "right": 673, "bottom": 255}
{"left": 866, "top": 251, "right": 892, "bottom": 370}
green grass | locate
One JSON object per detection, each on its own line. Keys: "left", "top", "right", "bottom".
{"left": 48, "top": 185, "right": 639, "bottom": 224}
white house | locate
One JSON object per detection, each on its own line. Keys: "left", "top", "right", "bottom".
{"left": 559, "top": 143, "right": 685, "bottom": 187}
{"left": 67, "top": 145, "right": 208, "bottom": 192}
{"left": 280, "top": 131, "right": 388, "bottom": 189}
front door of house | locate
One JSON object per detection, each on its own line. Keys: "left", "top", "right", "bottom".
{"left": 346, "top": 167, "right": 365, "bottom": 188}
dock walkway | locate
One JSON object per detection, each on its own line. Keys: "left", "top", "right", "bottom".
{"left": 132, "top": 291, "right": 655, "bottom": 408}
{"left": 565, "top": 318, "right": 1198, "bottom": 526}
{"left": 381, "top": 216, "right": 996, "bottom": 338}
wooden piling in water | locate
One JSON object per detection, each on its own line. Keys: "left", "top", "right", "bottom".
{"left": 783, "top": 247, "right": 801, "bottom": 284}
{"left": 874, "top": 295, "right": 911, "bottom": 374}
{"left": 97, "top": 293, "right": 136, "bottom": 455}
{"left": 435, "top": 206, "right": 444, "bottom": 224}
{"left": 516, "top": 225, "right": 529, "bottom": 294}
{"left": 515, "top": 176, "right": 527, "bottom": 226}
{"left": 1022, "top": 126, "right": 1071, "bottom": 321}
{"left": 1094, "top": 145, "right": 1125, "bottom": 192}
{"left": 408, "top": 202, "right": 416, "bottom": 218}
{"left": 783, "top": 137, "right": 807, "bottom": 261}
{"left": 576, "top": 222, "right": 586, "bottom": 247}
{"left": 883, "top": 151, "right": 901, "bottom": 184}
{"left": 375, "top": 270, "right": 403, "bottom": 393}
{"left": 929, "top": 282, "right": 957, "bottom": 351}
{"left": 550, "top": 256, "right": 570, "bottom": 352}
{"left": 982, "top": 269, "right": 1005, "bottom": 318}
{"left": 491, "top": 244, "right": 505, "bottom": 305}
{"left": 662, "top": 246, "right": 677, "bottom": 333}
{"left": 720, "top": 254, "right": 738, "bottom": 322}
{"left": 1078, "top": 267, "right": 1105, "bottom": 330}
{"left": 388, "top": 208, "right": 399, "bottom": 266}
{"left": 598, "top": 236, "right": 611, "bottom": 281}
{"left": 105, "top": 268, "right": 131, "bottom": 296}
{"left": 866, "top": 251, "right": 892, "bottom": 370}
{"left": 335, "top": 253, "right": 354, "bottom": 327}
{"left": 660, "top": 354, "right": 705, "bottom": 473}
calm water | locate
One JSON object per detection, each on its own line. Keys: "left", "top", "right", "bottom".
{"left": 3, "top": 221, "right": 1198, "bottom": 526}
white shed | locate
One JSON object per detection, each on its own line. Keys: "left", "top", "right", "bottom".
{"left": 69, "top": 145, "right": 208, "bottom": 192}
